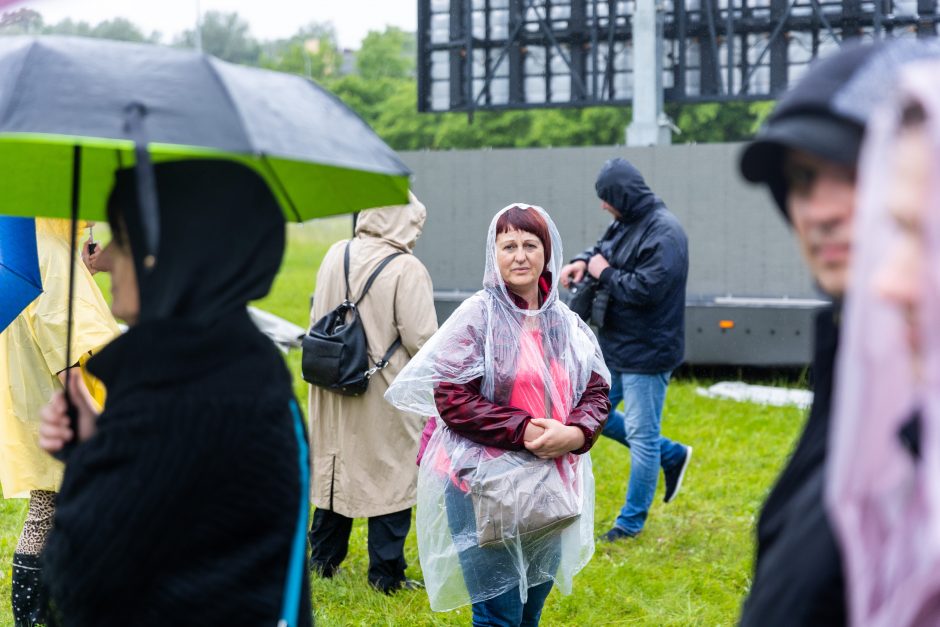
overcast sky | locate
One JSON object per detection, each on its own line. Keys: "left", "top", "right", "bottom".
{"left": 18, "top": 0, "right": 417, "bottom": 49}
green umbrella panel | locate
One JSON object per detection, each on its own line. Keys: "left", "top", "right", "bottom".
{"left": 0, "top": 133, "right": 410, "bottom": 224}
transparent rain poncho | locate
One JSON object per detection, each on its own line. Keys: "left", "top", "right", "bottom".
{"left": 385, "top": 204, "right": 609, "bottom": 611}
{"left": 826, "top": 61, "right": 940, "bottom": 627}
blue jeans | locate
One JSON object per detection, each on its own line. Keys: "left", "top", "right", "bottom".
{"left": 601, "top": 370, "right": 686, "bottom": 535}
{"left": 444, "top": 484, "right": 557, "bottom": 626}
{"left": 471, "top": 580, "right": 554, "bottom": 627}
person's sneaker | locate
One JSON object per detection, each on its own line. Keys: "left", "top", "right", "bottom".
{"left": 663, "top": 445, "right": 693, "bottom": 504}
{"left": 599, "top": 527, "right": 637, "bottom": 543}
{"left": 310, "top": 562, "right": 340, "bottom": 578}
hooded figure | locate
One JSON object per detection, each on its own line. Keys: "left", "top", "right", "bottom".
{"left": 582, "top": 158, "right": 688, "bottom": 374}
{"left": 386, "top": 204, "right": 610, "bottom": 619}
{"left": 560, "top": 158, "right": 691, "bottom": 543}
{"left": 41, "top": 160, "right": 312, "bottom": 627}
{"left": 827, "top": 61, "right": 940, "bottom": 627}
{"left": 307, "top": 192, "right": 438, "bottom": 593}
{"left": 0, "top": 218, "right": 119, "bottom": 625}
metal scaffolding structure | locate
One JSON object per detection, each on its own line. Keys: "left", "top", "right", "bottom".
{"left": 418, "top": 0, "right": 940, "bottom": 114}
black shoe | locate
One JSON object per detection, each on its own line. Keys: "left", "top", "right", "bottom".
{"left": 599, "top": 527, "right": 637, "bottom": 543}
{"left": 310, "top": 562, "right": 340, "bottom": 578}
{"left": 663, "top": 445, "right": 692, "bottom": 504}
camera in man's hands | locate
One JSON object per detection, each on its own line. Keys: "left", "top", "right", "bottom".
{"left": 566, "top": 276, "right": 597, "bottom": 322}
{"left": 565, "top": 276, "right": 609, "bottom": 326}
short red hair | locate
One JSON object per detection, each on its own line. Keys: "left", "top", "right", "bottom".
{"left": 495, "top": 205, "right": 552, "bottom": 264}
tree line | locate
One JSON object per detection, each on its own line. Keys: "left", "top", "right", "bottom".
{"left": 0, "top": 8, "right": 774, "bottom": 151}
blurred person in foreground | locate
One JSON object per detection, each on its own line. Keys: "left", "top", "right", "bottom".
{"left": 737, "top": 40, "right": 940, "bottom": 625}
{"left": 38, "top": 160, "right": 312, "bottom": 627}
{"left": 0, "top": 218, "right": 119, "bottom": 626}
{"left": 386, "top": 204, "right": 610, "bottom": 625}
{"left": 826, "top": 62, "right": 940, "bottom": 627}
{"left": 307, "top": 193, "right": 438, "bottom": 593}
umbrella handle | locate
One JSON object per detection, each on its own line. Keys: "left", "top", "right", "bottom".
{"left": 53, "top": 148, "right": 82, "bottom": 463}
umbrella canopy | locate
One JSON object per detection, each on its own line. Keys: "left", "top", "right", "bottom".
{"left": 0, "top": 35, "right": 411, "bottom": 224}
{"left": 0, "top": 216, "right": 41, "bottom": 333}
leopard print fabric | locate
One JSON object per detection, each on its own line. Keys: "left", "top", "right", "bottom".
{"left": 15, "top": 490, "right": 56, "bottom": 555}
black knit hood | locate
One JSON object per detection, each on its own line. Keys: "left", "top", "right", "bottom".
{"left": 107, "top": 159, "right": 285, "bottom": 325}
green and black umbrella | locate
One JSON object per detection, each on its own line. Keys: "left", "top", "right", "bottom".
{"left": 0, "top": 35, "right": 410, "bottom": 227}
{"left": 0, "top": 36, "right": 410, "bottom": 488}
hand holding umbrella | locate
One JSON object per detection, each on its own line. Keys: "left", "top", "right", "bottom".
{"left": 81, "top": 224, "right": 101, "bottom": 274}
{"left": 39, "top": 373, "right": 99, "bottom": 454}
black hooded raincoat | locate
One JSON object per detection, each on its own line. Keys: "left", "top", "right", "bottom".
{"left": 42, "top": 161, "right": 312, "bottom": 627}
{"left": 573, "top": 159, "right": 689, "bottom": 374}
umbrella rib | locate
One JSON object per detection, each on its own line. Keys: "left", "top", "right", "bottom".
{"left": 0, "top": 263, "right": 42, "bottom": 289}
{"left": 260, "top": 153, "right": 302, "bottom": 223}
{"left": 200, "top": 55, "right": 254, "bottom": 151}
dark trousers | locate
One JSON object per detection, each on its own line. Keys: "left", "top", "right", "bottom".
{"left": 309, "top": 507, "right": 411, "bottom": 592}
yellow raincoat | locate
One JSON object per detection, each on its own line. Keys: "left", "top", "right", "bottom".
{"left": 0, "top": 220, "right": 119, "bottom": 498}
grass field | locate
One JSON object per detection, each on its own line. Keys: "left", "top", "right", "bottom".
{"left": 0, "top": 220, "right": 807, "bottom": 626}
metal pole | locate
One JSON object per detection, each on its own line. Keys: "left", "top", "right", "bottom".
{"left": 627, "top": 0, "right": 670, "bottom": 146}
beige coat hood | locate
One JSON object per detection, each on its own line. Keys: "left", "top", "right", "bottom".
{"left": 354, "top": 191, "right": 426, "bottom": 253}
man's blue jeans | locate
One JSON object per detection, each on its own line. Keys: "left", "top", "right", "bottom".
{"left": 601, "top": 370, "right": 686, "bottom": 535}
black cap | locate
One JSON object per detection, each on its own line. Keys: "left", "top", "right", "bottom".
{"left": 740, "top": 39, "right": 940, "bottom": 218}
{"left": 740, "top": 41, "right": 879, "bottom": 216}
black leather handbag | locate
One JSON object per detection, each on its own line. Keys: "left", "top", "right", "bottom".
{"left": 301, "top": 242, "right": 402, "bottom": 396}
{"left": 566, "top": 277, "right": 597, "bottom": 321}
{"left": 566, "top": 276, "right": 609, "bottom": 327}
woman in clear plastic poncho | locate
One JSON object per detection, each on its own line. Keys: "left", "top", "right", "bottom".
{"left": 826, "top": 61, "right": 940, "bottom": 626}
{"left": 386, "top": 204, "right": 610, "bottom": 623}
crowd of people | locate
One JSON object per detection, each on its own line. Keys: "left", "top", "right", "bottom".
{"left": 0, "top": 36, "right": 936, "bottom": 627}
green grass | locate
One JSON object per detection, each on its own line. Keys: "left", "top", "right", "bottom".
{"left": 303, "top": 383, "right": 804, "bottom": 626}
{"left": 0, "top": 219, "right": 806, "bottom": 626}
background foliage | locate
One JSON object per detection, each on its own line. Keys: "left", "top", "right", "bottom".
{"left": 0, "top": 8, "right": 775, "bottom": 151}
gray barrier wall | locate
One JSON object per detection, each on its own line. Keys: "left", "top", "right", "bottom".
{"left": 399, "top": 143, "right": 825, "bottom": 366}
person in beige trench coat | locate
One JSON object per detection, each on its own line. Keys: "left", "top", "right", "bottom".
{"left": 307, "top": 192, "right": 438, "bottom": 593}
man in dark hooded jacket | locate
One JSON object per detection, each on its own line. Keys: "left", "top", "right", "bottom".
{"left": 560, "top": 158, "right": 691, "bottom": 541}
{"left": 736, "top": 40, "right": 940, "bottom": 626}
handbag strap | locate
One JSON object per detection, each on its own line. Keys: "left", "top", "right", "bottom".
{"left": 343, "top": 240, "right": 406, "bottom": 377}
{"left": 342, "top": 241, "right": 353, "bottom": 301}
{"left": 345, "top": 242, "right": 404, "bottom": 306}
{"left": 366, "top": 336, "right": 403, "bottom": 380}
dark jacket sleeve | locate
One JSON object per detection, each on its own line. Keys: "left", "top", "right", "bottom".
{"left": 598, "top": 224, "right": 685, "bottom": 308}
{"left": 434, "top": 378, "right": 532, "bottom": 450}
{"left": 567, "top": 371, "right": 611, "bottom": 454}
{"left": 571, "top": 243, "right": 600, "bottom": 266}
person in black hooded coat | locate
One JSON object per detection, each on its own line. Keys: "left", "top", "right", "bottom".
{"left": 38, "top": 160, "right": 312, "bottom": 627}
{"left": 559, "top": 158, "right": 691, "bottom": 541}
